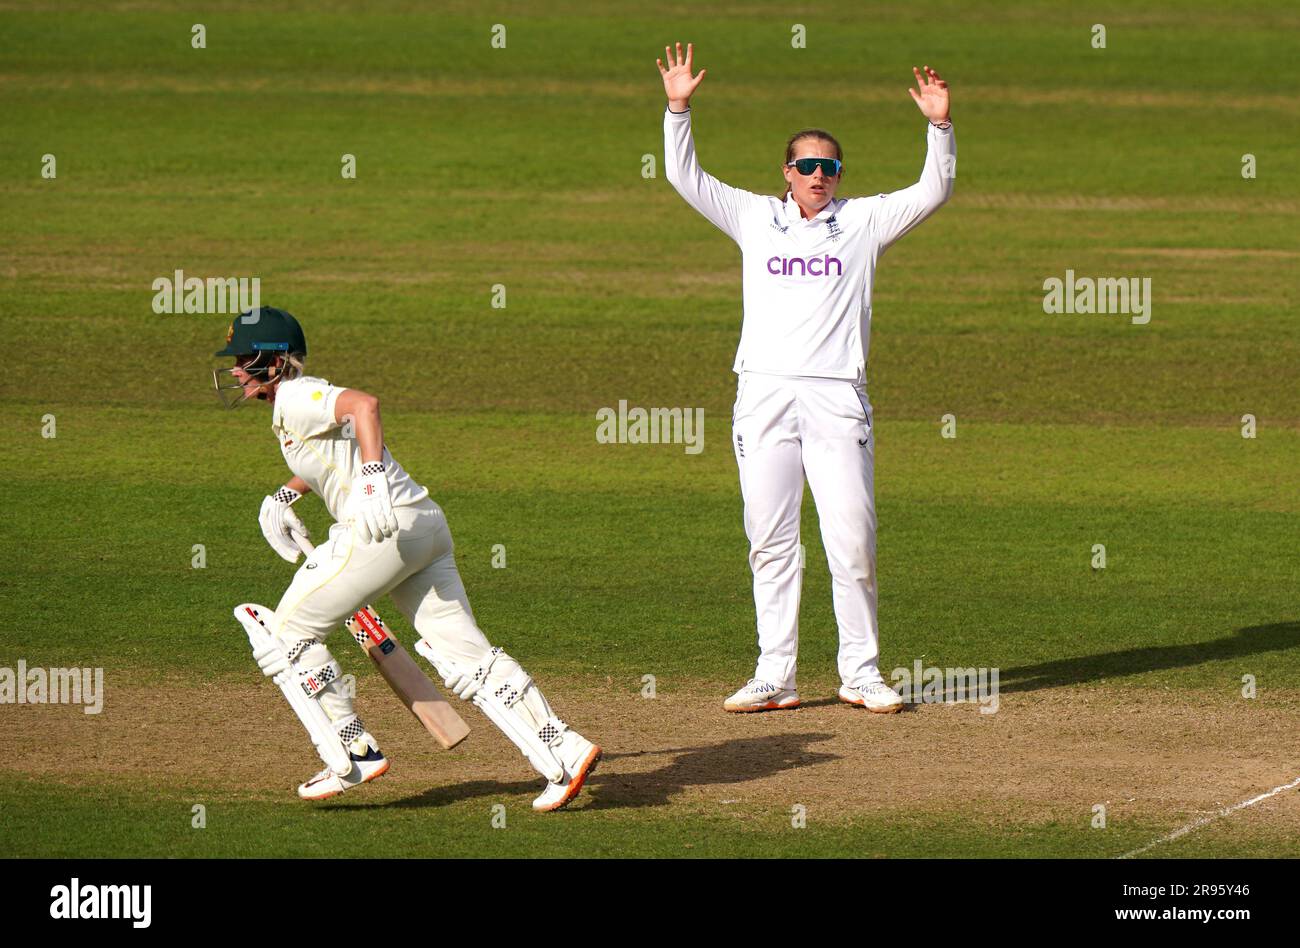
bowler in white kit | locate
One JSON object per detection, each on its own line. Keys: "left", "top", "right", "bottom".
{"left": 657, "top": 42, "right": 955, "bottom": 713}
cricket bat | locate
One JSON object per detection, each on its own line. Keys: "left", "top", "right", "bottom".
{"left": 291, "top": 533, "right": 470, "bottom": 749}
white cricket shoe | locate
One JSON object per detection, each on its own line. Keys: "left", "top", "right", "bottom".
{"left": 298, "top": 734, "right": 390, "bottom": 800}
{"left": 723, "top": 678, "right": 800, "bottom": 713}
{"left": 839, "top": 680, "right": 904, "bottom": 714}
{"left": 532, "top": 728, "right": 602, "bottom": 813}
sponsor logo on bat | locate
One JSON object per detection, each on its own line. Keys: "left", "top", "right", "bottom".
{"left": 353, "top": 609, "right": 396, "bottom": 655}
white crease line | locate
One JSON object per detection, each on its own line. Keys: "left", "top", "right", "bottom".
{"left": 1117, "top": 775, "right": 1300, "bottom": 859}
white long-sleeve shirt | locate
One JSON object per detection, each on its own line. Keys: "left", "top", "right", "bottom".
{"left": 664, "top": 105, "right": 955, "bottom": 381}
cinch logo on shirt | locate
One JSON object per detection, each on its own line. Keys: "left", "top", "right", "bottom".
{"left": 766, "top": 255, "right": 843, "bottom": 277}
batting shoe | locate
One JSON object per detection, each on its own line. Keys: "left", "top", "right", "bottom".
{"left": 839, "top": 680, "right": 904, "bottom": 714}
{"left": 298, "top": 734, "right": 390, "bottom": 801}
{"left": 724, "top": 678, "right": 800, "bottom": 713}
{"left": 533, "top": 729, "right": 602, "bottom": 813}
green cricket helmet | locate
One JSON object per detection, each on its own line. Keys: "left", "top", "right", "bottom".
{"left": 212, "top": 307, "right": 308, "bottom": 408}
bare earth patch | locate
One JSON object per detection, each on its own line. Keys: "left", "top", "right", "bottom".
{"left": 1110, "top": 247, "right": 1300, "bottom": 260}
{"left": 10, "top": 672, "right": 1300, "bottom": 847}
{"left": 4, "top": 72, "right": 1296, "bottom": 118}
{"left": 959, "top": 193, "right": 1300, "bottom": 215}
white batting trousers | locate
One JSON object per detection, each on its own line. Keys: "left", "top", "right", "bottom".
{"left": 732, "top": 372, "right": 881, "bottom": 692}
{"left": 272, "top": 498, "right": 492, "bottom": 677}
{"left": 270, "top": 497, "right": 576, "bottom": 785}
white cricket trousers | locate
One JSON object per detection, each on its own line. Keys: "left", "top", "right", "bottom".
{"left": 272, "top": 497, "right": 492, "bottom": 678}
{"left": 732, "top": 371, "right": 880, "bottom": 691}
{"left": 270, "top": 498, "right": 569, "bottom": 782}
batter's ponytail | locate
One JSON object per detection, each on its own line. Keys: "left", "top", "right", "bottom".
{"left": 279, "top": 352, "right": 307, "bottom": 381}
{"left": 781, "top": 128, "right": 844, "bottom": 200}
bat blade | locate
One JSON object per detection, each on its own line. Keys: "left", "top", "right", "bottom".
{"left": 346, "top": 608, "right": 471, "bottom": 750}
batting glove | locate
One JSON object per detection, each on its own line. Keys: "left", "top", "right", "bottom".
{"left": 259, "top": 487, "right": 308, "bottom": 563}
{"left": 252, "top": 637, "right": 289, "bottom": 679}
{"left": 440, "top": 648, "right": 501, "bottom": 700}
{"left": 353, "top": 461, "right": 398, "bottom": 544}
{"left": 442, "top": 669, "right": 479, "bottom": 701}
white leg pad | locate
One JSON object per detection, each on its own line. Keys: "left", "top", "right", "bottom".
{"left": 235, "top": 604, "right": 352, "bottom": 777}
{"left": 415, "top": 641, "right": 565, "bottom": 783}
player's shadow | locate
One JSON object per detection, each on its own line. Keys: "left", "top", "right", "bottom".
{"left": 330, "top": 732, "right": 839, "bottom": 812}
{"left": 582, "top": 731, "right": 839, "bottom": 811}
{"left": 998, "top": 620, "right": 1300, "bottom": 694}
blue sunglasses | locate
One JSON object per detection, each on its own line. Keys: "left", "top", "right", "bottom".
{"left": 787, "top": 157, "right": 842, "bottom": 176}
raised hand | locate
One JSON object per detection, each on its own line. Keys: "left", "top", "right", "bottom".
{"left": 657, "top": 41, "right": 706, "bottom": 110}
{"left": 908, "top": 65, "right": 950, "bottom": 124}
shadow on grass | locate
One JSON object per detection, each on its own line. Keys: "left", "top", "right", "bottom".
{"left": 998, "top": 620, "right": 1300, "bottom": 694}
{"left": 328, "top": 732, "right": 839, "bottom": 812}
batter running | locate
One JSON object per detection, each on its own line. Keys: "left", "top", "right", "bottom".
{"left": 213, "top": 307, "right": 601, "bottom": 810}
{"left": 657, "top": 42, "right": 955, "bottom": 714}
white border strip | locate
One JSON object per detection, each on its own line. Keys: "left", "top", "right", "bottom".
{"left": 1117, "top": 775, "right": 1300, "bottom": 859}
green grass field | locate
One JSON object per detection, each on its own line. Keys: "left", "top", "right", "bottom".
{"left": 2, "top": 0, "right": 1298, "bottom": 859}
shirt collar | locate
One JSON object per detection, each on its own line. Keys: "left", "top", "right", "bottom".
{"left": 784, "top": 192, "right": 839, "bottom": 223}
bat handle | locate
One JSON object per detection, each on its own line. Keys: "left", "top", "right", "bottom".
{"left": 290, "top": 529, "right": 315, "bottom": 556}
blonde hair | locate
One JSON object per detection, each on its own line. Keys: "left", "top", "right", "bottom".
{"left": 272, "top": 352, "right": 307, "bottom": 383}
{"left": 283, "top": 352, "right": 306, "bottom": 380}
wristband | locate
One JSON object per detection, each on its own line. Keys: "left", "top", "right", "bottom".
{"left": 360, "top": 461, "right": 385, "bottom": 477}
{"left": 931, "top": 120, "right": 952, "bottom": 129}
{"left": 272, "top": 486, "right": 302, "bottom": 505}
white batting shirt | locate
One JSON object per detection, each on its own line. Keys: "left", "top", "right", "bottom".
{"left": 271, "top": 376, "right": 429, "bottom": 523}
{"left": 664, "top": 106, "right": 955, "bottom": 381}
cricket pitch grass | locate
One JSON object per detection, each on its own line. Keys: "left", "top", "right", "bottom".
{"left": 2, "top": 1, "right": 1298, "bottom": 858}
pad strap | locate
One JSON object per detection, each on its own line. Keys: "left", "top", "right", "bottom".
{"left": 298, "top": 660, "right": 342, "bottom": 699}
{"left": 286, "top": 639, "right": 313, "bottom": 664}
{"left": 459, "top": 646, "right": 504, "bottom": 701}
{"left": 538, "top": 716, "right": 568, "bottom": 747}
{"left": 333, "top": 713, "right": 365, "bottom": 746}
{"left": 493, "top": 668, "right": 533, "bottom": 708}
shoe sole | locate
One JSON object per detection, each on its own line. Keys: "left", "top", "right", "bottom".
{"left": 535, "top": 745, "right": 602, "bottom": 813}
{"left": 723, "top": 699, "right": 800, "bottom": 713}
{"left": 838, "top": 693, "right": 902, "bottom": 714}
{"left": 300, "top": 758, "right": 391, "bottom": 801}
